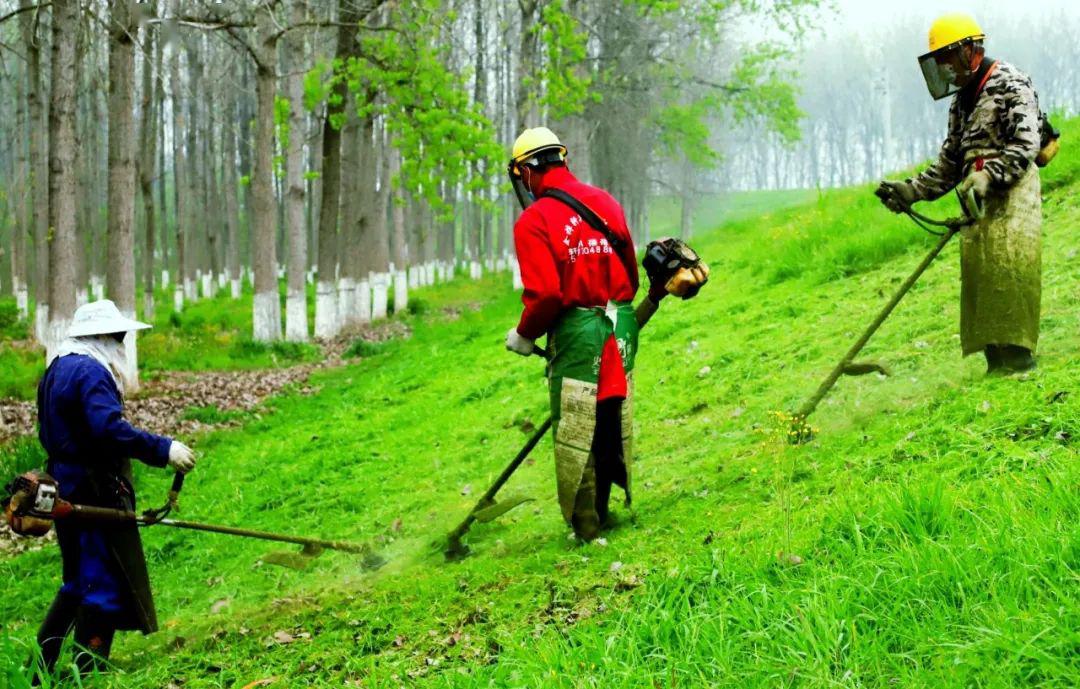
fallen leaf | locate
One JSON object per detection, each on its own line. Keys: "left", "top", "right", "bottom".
{"left": 240, "top": 679, "right": 278, "bottom": 689}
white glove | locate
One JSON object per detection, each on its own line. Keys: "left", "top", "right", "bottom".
{"left": 505, "top": 327, "right": 535, "bottom": 357}
{"left": 167, "top": 441, "right": 197, "bottom": 474}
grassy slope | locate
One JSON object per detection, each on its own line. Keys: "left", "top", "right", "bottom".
{"left": 3, "top": 135, "right": 1080, "bottom": 687}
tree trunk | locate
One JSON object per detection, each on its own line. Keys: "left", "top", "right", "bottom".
{"left": 251, "top": 4, "right": 282, "bottom": 341}
{"left": 336, "top": 107, "right": 360, "bottom": 326}
{"left": 169, "top": 4, "right": 188, "bottom": 313}
{"left": 107, "top": 0, "right": 141, "bottom": 389}
{"left": 11, "top": 44, "right": 30, "bottom": 318}
{"left": 185, "top": 36, "right": 203, "bottom": 301}
{"left": 284, "top": 0, "right": 309, "bottom": 342}
{"left": 46, "top": 0, "right": 81, "bottom": 359}
{"left": 20, "top": 0, "right": 50, "bottom": 342}
{"left": 223, "top": 89, "right": 242, "bottom": 299}
{"left": 138, "top": 10, "right": 159, "bottom": 323}
{"left": 389, "top": 148, "right": 408, "bottom": 314}
{"left": 315, "top": 1, "right": 365, "bottom": 337}
{"left": 369, "top": 117, "right": 391, "bottom": 320}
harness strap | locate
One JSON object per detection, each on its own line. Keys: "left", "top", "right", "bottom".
{"left": 540, "top": 188, "right": 637, "bottom": 285}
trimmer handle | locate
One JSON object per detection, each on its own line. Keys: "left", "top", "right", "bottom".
{"left": 168, "top": 472, "right": 185, "bottom": 507}
{"left": 533, "top": 346, "right": 549, "bottom": 360}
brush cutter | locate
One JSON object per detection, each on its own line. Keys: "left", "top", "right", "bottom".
{"left": 789, "top": 187, "right": 984, "bottom": 438}
{"left": 446, "top": 238, "right": 709, "bottom": 560}
{"left": 4, "top": 470, "right": 385, "bottom": 570}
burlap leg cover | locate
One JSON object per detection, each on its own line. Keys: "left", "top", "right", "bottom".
{"left": 960, "top": 164, "right": 1042, "bottom": 356}
{"left": 620, "top": 373, "right": 634, "bottom": 507}
{"left": 553, "top": 378, "right": 598, "bottom": 525}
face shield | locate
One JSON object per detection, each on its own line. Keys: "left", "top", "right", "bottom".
{"left": 508, "top": 160, "right": 534, "bottom": 211}
{"left": 917, "top": 43, "right": 974, "bottom": 100}
{"left": 507, "top": 146, "right": 567, "bottom": 211}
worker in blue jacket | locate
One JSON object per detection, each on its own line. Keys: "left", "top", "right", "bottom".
{"left": 32, "top": 300, "right": 196, "bottom": 682}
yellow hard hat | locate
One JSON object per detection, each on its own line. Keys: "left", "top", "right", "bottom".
{"left": 927, "top": 13, "right": 984, "bottom": 53}
{"left": 510, "top": 127, "right": 567, "bottom": 175}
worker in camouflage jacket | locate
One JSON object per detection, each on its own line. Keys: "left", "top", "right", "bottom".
{"left": 879, "top": 13, "right": 1053, "bottom": 374}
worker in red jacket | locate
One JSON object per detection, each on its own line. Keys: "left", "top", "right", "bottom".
{"left": 505, "top": 127, "right": 666, "bottom": 541}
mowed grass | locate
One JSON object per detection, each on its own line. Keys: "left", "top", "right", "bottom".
{"left": 2, "top": 120, "right": 1080, "bottom": 687}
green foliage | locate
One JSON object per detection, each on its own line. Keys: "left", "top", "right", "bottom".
{"left": 273, "top": 94, "right": 291, "bottom": 178}
{"left": 0, "top": 437, "right": 46, "bottom": 478}
{"left": 343, "top": 338, "right": 386, "bottom": 359}
{"left": 0, "top": 301, "right": 28, "bottom": 340}
{"left": 181, "top": 405, "right": 246, "bottom": 425}
{"left": 334, "top": 0, "right": 503, "bottom": 211}
{"left": 537, "top": 0, "right": 593, "bottom": 118}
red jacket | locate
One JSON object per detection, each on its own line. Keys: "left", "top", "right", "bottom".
{"left": 513, "top": 167, "right": 639, "bottom": 340}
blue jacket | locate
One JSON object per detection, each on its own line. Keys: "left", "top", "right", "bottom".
{"left": 38, "top": 354, "right": 171, "bottom": 495}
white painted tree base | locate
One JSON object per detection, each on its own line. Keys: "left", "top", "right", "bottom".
{"left": 314, "top": 282, "right": 339, "bottom": 339}
{"left": 44, "top": 317, "right": 71, "bottom": 364}
{"left": 338, "top": 278, "right": 356, "bottom": 326}
{"left": 120, "top": 310, "right": 141, "bottom": 394}
{"left": 201, "top": 273, "right": 213, "bottom": 299}
{"left": 173, "top": 286, "right": 185, "bottom": 313}
{"left": 470, "top": 261, "right": 482, "bottom": 280}
{"left": 512, "top": 259, "right": 523, "bottom": 290}
{"left": 252, "top": 291, "right": 282, "bottom": 341}
{"left": 35, "top": 303, "right": 49, "bottom": 345}
{"left": 15, "top": 287, "right": 29, "bottom": 319}
{"left": 161, "top": 269, "right": 170, "bottom": 289}
{"left": 393, "top": 270, "right": 408, "bottom": 314}
{"left": 90, "top": 276, "right": 104, "bottom": 301}
{"left": 76, "top": 288, "right": 89, "bottom": 308}
{"left": 371, "top": 274, "right": 389, "bottom": 321}
{"left": 285, "top": 291, "right": 308, "bottom": 342}
{"left": 355, "top": 278, "right": 372, "bottom": 324}
{"left": 184, "top": 279, "right": 197, "bottom": 302}
{"left": 230, "top": 278, "right": 241, "bottom": 299}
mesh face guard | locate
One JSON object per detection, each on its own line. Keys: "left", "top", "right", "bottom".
{"left": 918, "top": 43, "right": 973, "bottom": 100}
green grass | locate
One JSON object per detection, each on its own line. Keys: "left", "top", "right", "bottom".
{"left": 3, "top": 121, "right": 1080, "bottom": 687}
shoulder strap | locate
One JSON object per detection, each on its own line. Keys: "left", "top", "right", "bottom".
{"left": 974, "top": 60, "right": 999, "bottom": 100}
{"left": 541, "top": 188, "right": 625, "bottom": 249}
{"left": 540, "top": 187, "right": 636, "bottom": 284}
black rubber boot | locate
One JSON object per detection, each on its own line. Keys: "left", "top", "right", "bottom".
{"left": 31, "top": 592, "right": 80, "bottom": 685}
{"left": 984, "top": 345, "right": 1003, "bottom": 375}
{"left": 72, "top": 607, "right": 116, "bottom": 678}
{"left": 1000, "top": 345, "right": 1036, "bottom": 373}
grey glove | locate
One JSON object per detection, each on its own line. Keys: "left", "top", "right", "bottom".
{"left": 876, "top": 180, "right": 917, "bottom": 214}
{"left": 957, "top": 169, "right": 992, "bottom": 204}
{"left": 167, "top": 441, "right": 196, "bottom": 474}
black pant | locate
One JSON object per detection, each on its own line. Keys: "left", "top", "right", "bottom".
{"left": 32, "top": 593, "right": 116, "bottom": 684}
{"left": 592, "top": 398, "right": 629, "bottom": 526}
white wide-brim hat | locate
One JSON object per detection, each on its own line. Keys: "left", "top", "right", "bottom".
{"left": 66, "top": 299, "right": 152, "bottom": 338}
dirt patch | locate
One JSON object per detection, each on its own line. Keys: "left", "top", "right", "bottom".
{"left": 0, "top": 322, "right": 413, "bottom": 443}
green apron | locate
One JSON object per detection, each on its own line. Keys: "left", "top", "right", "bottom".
{"left": 959, "top": 161, "right": 1042, "bottom": 356}
{"left": 548, "top": 301, "right": 638, "bottom": 525}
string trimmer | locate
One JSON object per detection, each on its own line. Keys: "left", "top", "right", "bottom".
{"left": 446, "top": 238, "right": 709, "bottom": 560}
{"left": 789, "top": 187, "right": 984, "bottom": 440}
{"left": 4, "top": 470, "right": 385, "bottom": 570}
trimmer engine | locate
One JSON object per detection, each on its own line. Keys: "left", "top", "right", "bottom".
{"left": 3, "top": 470, "right": 60, "bottom": 537}
{"left": 643, "top": 238, "right": 710, "bottom": 300}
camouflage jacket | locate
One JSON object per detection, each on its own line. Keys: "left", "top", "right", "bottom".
{"left": 911, "top": 61, "right": 1042, "bottom": 201}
